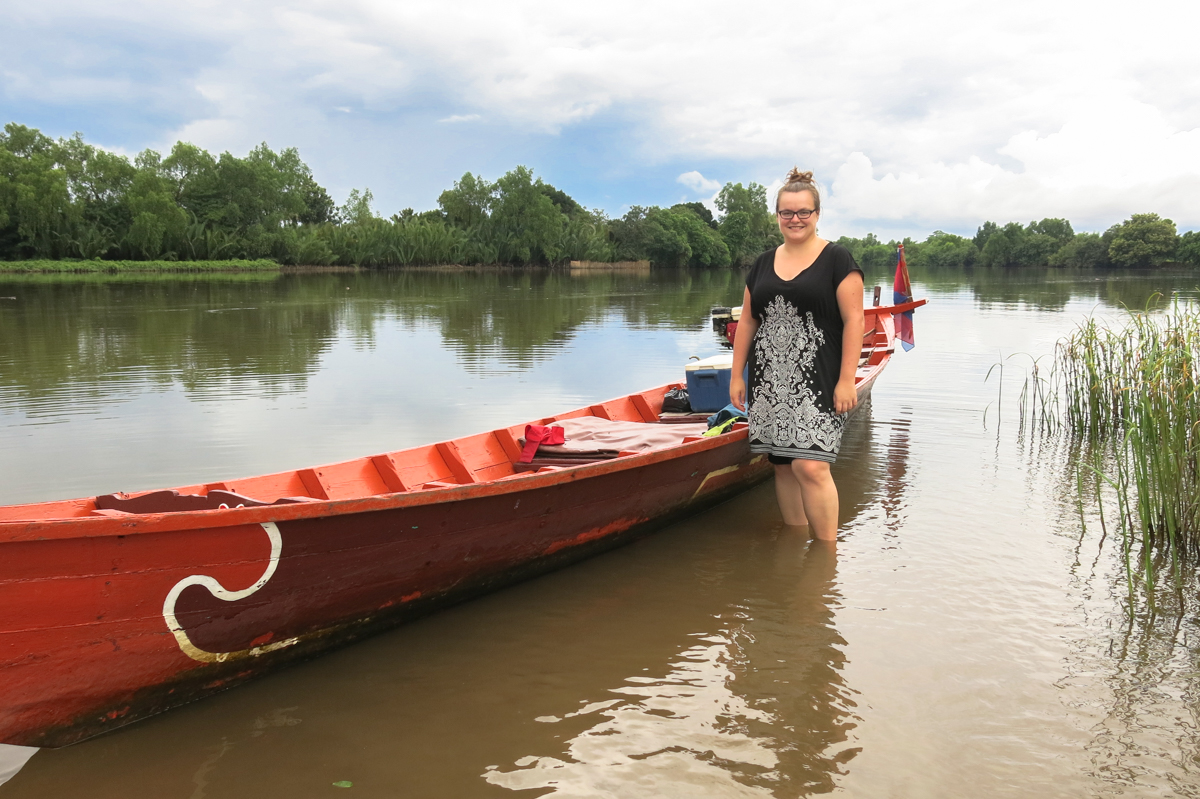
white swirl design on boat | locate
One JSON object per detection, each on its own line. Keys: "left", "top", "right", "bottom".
{"left": 162, "top": 522, "right": 299, "bottom": 663}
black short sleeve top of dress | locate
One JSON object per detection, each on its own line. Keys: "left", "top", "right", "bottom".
{"left": 745, "top": 244, "right": 863, "bottom": 344}
{"left": 742, "top": 243, "right": 864, "bottom": 462}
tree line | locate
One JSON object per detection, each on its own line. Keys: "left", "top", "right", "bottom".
{"left": 839, "top": 215, "right": 1199, "bottom": 271}
{"left": 0, "top": 123, "right": 778, "bottom": 268}
{"left": 2, "top": 122, "right": 1195, "bottom": 269}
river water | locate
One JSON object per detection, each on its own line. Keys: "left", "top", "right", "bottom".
{"left": 1, "top": 266, "right": 1199, "bottom": 797}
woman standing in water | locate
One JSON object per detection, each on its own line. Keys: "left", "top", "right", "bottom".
{"left": 729, "top": 168, "right": 864, "bottom": 541}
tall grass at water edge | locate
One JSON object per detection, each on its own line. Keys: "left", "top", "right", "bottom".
{"left": 1047, "top": 300, "right": 1200, "bottom": 596}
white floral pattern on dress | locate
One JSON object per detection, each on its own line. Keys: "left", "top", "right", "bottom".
{"left": 749, "top": 295, "right": 846, "bottom": 456}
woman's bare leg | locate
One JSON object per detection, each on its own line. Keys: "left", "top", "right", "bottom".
{"left": 791, "top": 459, "right": 839, "bottom": 541}
{"left": 773, "top": 463, "right": 809, "bottom": 527}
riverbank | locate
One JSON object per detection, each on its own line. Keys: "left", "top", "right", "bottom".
{"left": 0, "top": 261, "right": 658, "bottom": 275}
{"left": 0, "top": 259, "right": 280, "bottom": 273}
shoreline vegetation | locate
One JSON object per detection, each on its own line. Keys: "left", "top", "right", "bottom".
{"left": 2, "top": 122, "right": 1197, "bottom": 272}
{"left": 1030, "top": 302, "right": 1200, "bottom": 603}
{"left": 2, "top": 259, "right": 279, "bottom": 273}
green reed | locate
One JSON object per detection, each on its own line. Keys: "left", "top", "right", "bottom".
{"left": 1055, "top": 299, "right": 1200, "bottom": 593}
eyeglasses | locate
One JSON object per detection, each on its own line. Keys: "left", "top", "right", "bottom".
{"left": 777, "top": 209, "right": 816, "bottom": 220}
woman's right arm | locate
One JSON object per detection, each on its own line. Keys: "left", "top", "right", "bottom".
{"left": 729, "top": 287, "right": 758, "bottom": 411}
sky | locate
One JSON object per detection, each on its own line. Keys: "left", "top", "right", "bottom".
{"left": 3, "top": 0, "right": 1199, "bottom": 240}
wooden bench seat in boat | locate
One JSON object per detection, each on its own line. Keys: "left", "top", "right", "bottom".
{"left": 657, "top": 411, "right": 714, "bottom": 424}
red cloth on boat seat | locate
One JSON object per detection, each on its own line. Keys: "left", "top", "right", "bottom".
{"left": 552, "top": 417, "right": 708, "bottom": 451}
{"left": 521, "top": 424, "right": 566, "bottom": 463}
{"left": 514, "top": 418, "right": 712, "bottom": 467}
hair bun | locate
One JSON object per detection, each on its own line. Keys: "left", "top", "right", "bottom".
{"left": 786, "top": 167, "right": 814, "bottom": 184}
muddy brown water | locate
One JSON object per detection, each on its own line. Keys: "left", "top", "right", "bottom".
{"left": 2, "top": 267, "right": 1199, "bottom": 797}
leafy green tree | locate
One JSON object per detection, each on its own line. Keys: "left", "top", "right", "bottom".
{"left": 0, "top": 124, "right": 74, "bottom": 258}
{"left": 834, "top": 234, "right": 893, "bottom": 272}
{"left": 124, "top": 168, "right": 187, "bottom": 259}
{"left": 488, "top": 166, "right": 567, "bottom": 264}
{"left": 438, "top": 172, "right": 494, "bottom": 228}
{"left": 340, "top": 188, "right": 377, "bottom": 225}
{"left": 1013, "top": 232, "right": 1060, "bottom": 267}
{"left": 716, "top": 181, "right": 780, "bottom": 265}
{"left": 898, "top": 236, "right": 922, "bottom": 265}
{"left": 675, "top": 201, "right": 716, "bottom": 229}
{"left": 298, "top": 180, "right": 336, "bottom": 225}
{"left": 977, "top": 222, "right": 1058, "bottom": 267}
{"left": 1, "top": 124, "right": 350, "bottom": 263}
{"left": 1106, "top": 213, "right": 1179, "bottom": 268}
{"left": 159, "top": 142, "right": 312, "bottom": 240}
{"left": 859, "top": 244, "right": 895, "bottom": 272}
{"left": 664, "top": 206, "right": 730, "bottom": 267}
{"left": 1047, "top": 232, "right": 1105, "bottom": 268}
{"left": 611, "top": 206, "right": 687, "bottom": 266}
{"left": 538, "top": 182, "right": 581, "bottom": 218}
{"left": 914, "top": 231, "right": 977, "bottom": 268}
{"left": 608, "top": 206, "right": 730, "bottom": 268}
{"left": 55, "top": 133, "right": 136, "bottom": 248}
{"left": 161, "top": 142, "right": 217, "bottom": 206}
{"left": 718, "top": 211, "right": 754, "bottom": 264}
{"left": 561, "top": 210, "right": 614, "bottom": 262}
{"left": 973, "top": 221, "right": 999, "bottom": 252}
{"left": 1028, "top": 218, "right": 1074, "bottom": 246}
{"left": 980, "top": 222, "right": 1027, "bottom": 267}
{"left": 1177, "top": 230, "right": 1200, "bottom": 268}
{"left": 834, "top": 233, "right": 877, "bottom": 262}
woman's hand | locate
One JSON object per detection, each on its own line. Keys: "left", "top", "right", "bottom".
{"left": 833, "top": 377, "right": 857, "bottom": 414}
{"left": 834, "top": 270, "right": 864, "bottom": 415}
{"left": 730, "top": 373, "right": 747, "bottom": 411}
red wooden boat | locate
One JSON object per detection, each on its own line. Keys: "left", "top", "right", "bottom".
{"left": 0, "top": 300, "right": 924, "bottom": 748}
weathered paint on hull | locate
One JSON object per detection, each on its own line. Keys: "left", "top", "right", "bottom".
{"left": 1, "top": 437, "right": 770, "bottom": 748}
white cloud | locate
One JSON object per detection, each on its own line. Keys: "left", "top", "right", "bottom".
{"left": 8, "top": 0, "right": 1200, "bottom": 230}
{"left": 676, "top": 171, "right": 720, "bottom": 194}
{"left": 825, "top": 97, "right": 1200, "bottom": 235}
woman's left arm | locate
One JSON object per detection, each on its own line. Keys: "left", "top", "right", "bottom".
{"left": 833, "top": 271, "right": 865, "bottom": 414}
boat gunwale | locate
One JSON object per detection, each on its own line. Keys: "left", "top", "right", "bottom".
{"left": 0, "top": 413, "right": 751, "bottom": 543}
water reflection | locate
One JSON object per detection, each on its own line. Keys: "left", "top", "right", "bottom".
{"left": 0, "top": 269, "right": 744, "bottom": 409}
{"left": 878, "top": 412, "right": 913, "bottom": 534}
{"left": 380, "top": 269, "right": 744, "bottom": 371}
{"left": 485, "top": 536, "right": 852, "bottom": 797}
{"left": 482, "top": 411, "right": 894, "bottom": 797}
{"left": 1, "top": 266, "right": 1191, "bottom": 418}
{"left": 1024, "top": 432, "right": 1200, "bottom": 796}
{"left": 0, "top": 747, "right": 37, "bottom": 789}
{"left": 0, "top": 274, "right": 340, "bottom": 409}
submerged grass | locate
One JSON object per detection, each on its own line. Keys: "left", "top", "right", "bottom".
{"left": 1052, "top": 298, "right": 1200, "bottom": 597}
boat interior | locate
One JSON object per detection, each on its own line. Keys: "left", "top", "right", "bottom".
{"left": 0, "top": 384, "right": 726, "bottom": 522}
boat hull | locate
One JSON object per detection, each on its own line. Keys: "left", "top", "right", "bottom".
{"left": 1, "top": 434, "right": 770, "bottom": 748}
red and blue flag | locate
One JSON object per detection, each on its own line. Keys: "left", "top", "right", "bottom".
{"left": 893, "top": 244, "right": 915, "bottom": 351}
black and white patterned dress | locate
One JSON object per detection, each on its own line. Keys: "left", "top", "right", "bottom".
{"left": 746, "top": 244, "right": 863, "bottom": 463}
